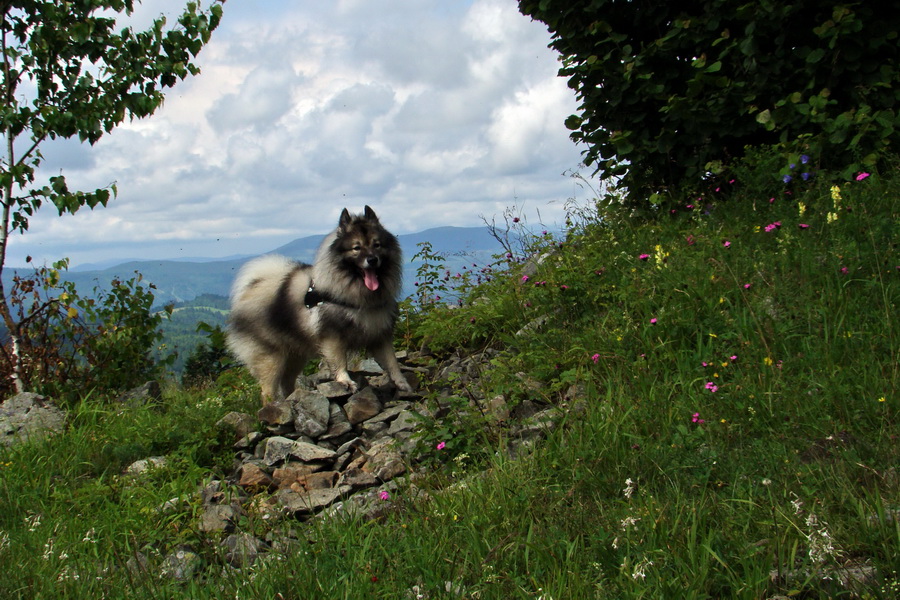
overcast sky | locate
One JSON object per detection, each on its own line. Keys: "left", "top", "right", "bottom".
{"left": 12, "top": 0, "right": 591, "bottom": 268}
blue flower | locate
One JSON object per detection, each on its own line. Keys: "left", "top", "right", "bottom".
{"left": 801, "top": 154, "right": 810, "bottom": 164}
{"left": 783, "top": 174, "right": 792, "bottom": 184}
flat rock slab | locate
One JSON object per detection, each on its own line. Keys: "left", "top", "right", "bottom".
{"left": 276, "top": 486, "right": 350, "bottom": 515}
{"left": 0, "top": 393, "right": 66, "bottom": 447}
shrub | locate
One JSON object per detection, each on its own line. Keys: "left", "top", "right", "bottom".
{"left": 519, "top": 0, "right": 900, "bottom": 204}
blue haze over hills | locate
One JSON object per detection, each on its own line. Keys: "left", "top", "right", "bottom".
{"left": 8, "top": 226, "right": 507, "bottom": 307}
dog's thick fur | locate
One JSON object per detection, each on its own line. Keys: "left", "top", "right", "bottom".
{"left": 226, "top": 206, "right": 412, "bottom": 403}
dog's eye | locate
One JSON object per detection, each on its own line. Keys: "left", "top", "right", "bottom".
{"left": 352, "top": 245, "right": 361, "bottom": 252}
{"left": 373, "top": 241, "right": 382, "bottom": 248}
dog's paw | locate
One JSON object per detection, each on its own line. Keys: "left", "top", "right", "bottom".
{"left": 394, "top": 376, "right": 414, "bottom": 393}
{"left": 335, "top": 375, "right": 359, "bottom": 393}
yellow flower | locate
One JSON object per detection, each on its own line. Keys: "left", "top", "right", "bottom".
{"left": 827, "top": 211, "right": 839, "bottom": 224}
{"left": 764, "top": 357, "right": 774, "bottom": 366}
{"left": 830, "top": 185, "right": 842, "bottom": 201}
{"left": 798, "top": 202, "right": 806, "bottom": 216}
{"left": 878, "top": 397, "right": 886, "bottom": 403}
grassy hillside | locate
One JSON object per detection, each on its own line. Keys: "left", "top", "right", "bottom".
{"left": 0, "top": 155, "right": 897, "bottom": 598}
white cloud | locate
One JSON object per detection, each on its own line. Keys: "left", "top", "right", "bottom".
{"left": 10, "top": 0, "right": 590, "bottom": 268}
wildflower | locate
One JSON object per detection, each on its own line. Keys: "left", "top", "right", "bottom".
{"left": 686, "top": 235, "right": 695, "bottom": 245}
{"left": 705, "top": 382, "right": 719, "bottom": 393}
{"left": 801, "top": 154, "right": 809, "bottom": 164}
{"left": 379, "top": 491, "right": 390, "bottom": 501}
{"left": 856, "top": 172, "right": 870, "bottom": 181}
{"left": 798, "top": 201, "right": 807, "bottom": 215}
{"left": 827, "top": 211, "right": 839, "bottom": 224}
{"left": 783, "top": 174, "right": 792, "bottom": 184}
{"left": 436, "top": 441, "right": 446, "bottom": 450}
{"left": 692, "top": 412, "right": 706, "bottom": 423}
{"left": 830, "top": 185, "right": 842, "bottom": 201}
{"left": 744, "top": 283, "right": 751, "bottom": 289}
{"left": 730, "top": 355, "right": 738, "bottom": 362}
{"left": 799, "top": 223, "right": 809, "bottom": 229}
{"left": 650, "top": 318, "right": 657, "bottom": 325}
{"left": 632, "top": 558, "right": 653, "bottom": 581}
{"left": 559, "top": 285, "right": 569, "bottom": 290}
{"left": 623, "top": 478, "right": 636, "bottom": 499}
{"left": 512, "top": 217, "right": 520, "bottom": 223}
{"left": 638, "top": 253, "right": 650, "bottom": 261}
{"left": 761, "top": 478, "right": 772, "bottom": 486}
{"left": 840, "top": 266, "right": 849, "bottom": 274}
{"left": 801, "top": 172, "right": 811, "bottom": 181}
{"left": 521, "top": 275, "right": 529, "bottom": 283}
{"left": 723, "top": 240, "right": 731, "bottom": 248}
{"left": 764, "top": 221, "right": 782, "bottom": 232}
{"left": 591, "top": 353, "right": 600, "bottom": 364}
{"left": 878, "top": 397, "right": 886, "bottom": 403}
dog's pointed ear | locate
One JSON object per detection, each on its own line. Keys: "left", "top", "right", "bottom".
{"left": 338, "top": 208, "right": 352, "bottom": 230}
{"left": 364, "top": 205, "right": 379, "bottom": 222}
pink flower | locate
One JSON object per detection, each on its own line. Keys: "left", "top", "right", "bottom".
{"left": 521, "top": 275, "right": 529, "bottom": 283}
{"left": 705, "top": 382, "right": 719, "bottom": 393}
{"left": 436, "top": 441, "right": 446, "bottom": 450}
{"left": 799, "top": 223, "right": 809, "bottom": 229}
{"left": 856, "top": 172, "right": 870, "bottom": 181}
{"left": 692, "top": 412, "right": 706, "bottom": 424}
{"left": 686, "top": 235, "right": 696, "bottom": 245}
{"left": 379, "top": 491, "right": 390, "bottom": 501}
{"left": 840, "top": 267, "right": 849, "bottom": 274}
{"left": 723, "top": 240, "right": 731, "bottom": 248}
{"left": 650, "top": 318, "right": 657, "bottom": 325}
{"left": 639, "top": 253, "right": 650, "bottom": 261}
{"left": 730, "top": 355, "right": 738, "bottom": 362}
{"left": 744, "top": 283, "right": 751, "bottom": 289}
{"left": 591, "top": 353, "right": 600, "bottom": 364}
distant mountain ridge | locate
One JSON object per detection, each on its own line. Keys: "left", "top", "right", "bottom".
{"left": 7, "top": 226, "right": 505, "bottom": 306}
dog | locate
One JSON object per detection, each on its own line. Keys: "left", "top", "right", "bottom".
{"left": 226, "top": 206, "right": 413, "bottom": 403}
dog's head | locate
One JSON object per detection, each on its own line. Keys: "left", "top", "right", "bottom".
{"left": 333, "top": 206, "right": 399, "bottom": 292}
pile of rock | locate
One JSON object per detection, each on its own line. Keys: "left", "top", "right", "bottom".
{"left": 213, "top": 357, "right": 428, "bottom": 524}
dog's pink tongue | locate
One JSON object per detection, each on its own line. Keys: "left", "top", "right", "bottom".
{"left": 363, "top": 269, "right": 380, "bottom": 291}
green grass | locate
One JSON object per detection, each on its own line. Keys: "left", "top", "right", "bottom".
{"left": 0, "top": 155, "right": 898, "bottom": 599}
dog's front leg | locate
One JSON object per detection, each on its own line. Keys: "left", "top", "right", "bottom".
{"left": 372, "top": 342, "right": 413, "bottom": 392}
{"left": 320, "top": 337, "right": 358, "bottom": 392}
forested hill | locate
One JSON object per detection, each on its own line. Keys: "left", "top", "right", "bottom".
{"left": 7, "top": 225, "right": 507, "bottom": 307}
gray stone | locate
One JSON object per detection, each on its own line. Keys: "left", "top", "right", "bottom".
{"left": 198, "top": 503, "right": 245, "bottom": 533}
{"left": 289, "top": 390, "right": 330, "bottom": 438}
{"left": 317, "top": 381, "right": 354, "bottom": 400}
{"left": 290, "top": 440, "right": 336, "bottom": 463}
{"left": 222, "top": 533, "right": 267, "bottom": 568}
{"left": 386, "top": 409, "right": 419, "bottom": 436}
{"left": 345, "top": 387, "right": 382, "bottom": 424}
{"left": 262, "top": 436, "right": 336, "bottom": 465}
{"left": 257, "top": 399, "right": 294, "bottom": 428}
{"left": 261, "top": 436, "right": 295, "bottom": 466}
{"left": 352, "top": 357, "right": 384, "bottom": 374}
{"left": 115, "top": 381, "right": 162, "bottom": 407}
{"left": 276, "top": 487, "right": 348, "bottom": 515}
{"left": 125, "top": 456, "right": 167, "bottom": 476}
{"left": 338, "top": 468, "right": 379, "bottom": 491}
{"left": 363, "top": 402, "right": 411, "bottom": 425}
{"left": 363, "top": 439, "right": 406, "bottom": 480}
{"left": 160, "top": 547, "right": 202, "bottom": 582}
{"left": 234, "top": 431, "right": 264, "bottom": 451}
{"left": 0, "top": 392, "right": 66, "bottom": 447}
{"left": 216, "top": 411, "right": 257, "bottom": 442}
